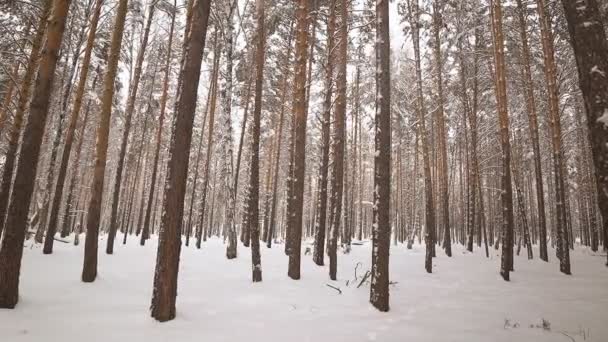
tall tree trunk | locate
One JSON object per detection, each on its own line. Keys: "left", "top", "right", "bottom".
{"left": 560, "top": 0, "right": 608, "bottom": 266}
{"left": 312, "top": 0, "right": 336, "bottom": 267}
{"left": 141, "top": 0, "right": 176, "bottom": 246}
{"left": 515, "top": 0, "right": 548, "bottom": 262}
{"left": 0, "top": 0, "right": 52, "bottom": 238}
{"left": 327, "top": 0, "right": 348, "bottom": 280}
{"left": 244, "top": 0, "right": 266, "bottom": 282}
{"left": 267, "top": 21, "right": 294, "bottom": 250}
{"left": 62, "top": 68, "right": 98, "bottom": 238}
{"left": 490, "top": 0, "right": 516, "bottom": 282}
{"left": 407, "top": 0, "right": 436, "bottom": 273}
{"left": 81, "top": 0, "right": 129, "bottom": 282}
{"left": 150, "top": 0, "right": 211, "bottom": 322}
{"left": 370, "top": 0, "right": 391, "bottom": 312}
{"left": 286, "top": 0, "right": 310, "bottom": 280}
{"left": 431, "top": 1, "right": 451, "bottom": 257}
{"left": 0, "top": 0, "right": 71, "bottom": 308}
{"left": 43, "top": 0, "right": 104, "bottom": 254}
{"left": 194, "top": 34, "right": 219, "bottom": 249}
{"left": 107, "top": 2, "right": 156, "bottom": 254}
{"left": 535, "top": 0, "right": 570, "bottom": 274}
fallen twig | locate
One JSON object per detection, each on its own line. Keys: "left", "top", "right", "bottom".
{"left": 326, "top": 284, "right": 342, "bottom": 294}
{"left": 357, "top": 270, "right": 371, "bottom": 288}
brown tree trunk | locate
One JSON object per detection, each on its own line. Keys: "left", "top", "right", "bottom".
{"left": 243, "top": 0, "right": 266, "bottom": 282}
{"left": 150, "top": 0, "right": 211, "bottom": 322}
{"left": 407, "top": 0, "right": 436, "bottom": 273}
{"left": 0, "top": 0, "right": 71, "bottom": 308}
{"left": 141, "top": 0, "right": 176, "bottom": 246}
{"left": 267, "top": 21, "right": 294, "bottom": 250}
{"left": 312, "top": 0, "right": 336, "bottom": 267}
{"left": 0, "top": 0, "right": 52, "bottom": 238}
{"left": 490, "top": 0, "right": 516, "bottom": 281}
{"left": 431, "top": 1, "right": 451, "bottom": 257}
{"left": 43, "top": 0, "right": 104, "bottom": 254}
{"left": 515, "top": 0, "right": 548, "bottom": 262}
{"left": 328, "top": 0, "right": 348, "bottom": 280}
{"left": 560, "top": 0, "right": 608, "bottom": 266}
{"left": 107, "top": 2, "right": 156, "bottom": 254}
{"left": 194, "top": 33, "right": 220, "bottom": 249}
{"left": 534, "top": 0, "right": 570, "bottom": 274}
{"left": 286, "top": 0, "right": 310, "bottom": 280}
{"left": 370, "top": 0, "right": 391, "bottom": 312}
{"left": 81, "top": 0, "right": 129, "bottom": 283}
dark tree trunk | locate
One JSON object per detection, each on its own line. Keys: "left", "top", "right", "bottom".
{"left": 312, "top": 0, "right": 336, "bottom": 267}
{"left": 244, "top": 0, "right": 266, "bottom": 283}
{"left": 81, "top": 0, "right": 129, "bottom": 282}
{"left": 328, "top": 0, "right": 348, "bottom": 281}
{"left": 43, "top": 0, "right": 103, "bottom": 254}
{"left": 107, "top": 3, "right": 156, "bottom": 254}
{"left": 0, "top": 0, "right": 71, "bottom": 308}
{"left": 0, "top": 0, "right": 52, "bottom": 238}
{"left": 490, "top": 0, "right": 516, "bottom": 282}
{"left": 560, "top": 0, "right": 608, "bottom": 267}
{"left": 150, "top": 0, "right": 211, "bottom": 322}
{"left": 370, "top": 0, "right": 391, "bottom": 312}
{"left": 286, "top": 0, "right": 310, "bottom": 280}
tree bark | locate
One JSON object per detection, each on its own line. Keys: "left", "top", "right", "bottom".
{"left": 328, "top": 0, "right": 348, "bottom": 281}
{"left": 81, "top": 0, "right": 129, "bottom": 283}
{"left": 43, "top": 0, "right": 104, "bottom": 254}
{"left": 150, "top": 0, "right": 211, "bottom": 322}
{"left": 312, "top": 0, "right": 336, "bottom": 267}
{"left": 560, "top": 0, "right": 608, "bottom": 267}
{"left": 0, "top": 0, "right": 71, "bottom": 308}
{"left": 0, "top": 0, "right": 52, "bottom": 238}
{"left": 370, "top": 0, "right": 391, "bottom": 312}
{"left": 107, "top": 2, "right": 156, "bottom": 254}
{"left": 286, "top": 0, "right": 310, "bottom": 280}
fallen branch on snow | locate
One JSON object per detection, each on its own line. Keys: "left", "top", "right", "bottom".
{"left": 326, "top": 284, "right": 342, "bottom": 294}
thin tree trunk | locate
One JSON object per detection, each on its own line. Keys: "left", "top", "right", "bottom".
{"left": 81, "top": 0, "right": 129, "bottom": 282}
{"left": 286, "top": 0, "right": 310, "bottom": 280}
{"left": 370, "top": 0, "right": 391, "bottom": 312}
{"left": 328, "top": 0, "right": 348, "bottom": 280}
{"left": 43, "top": 0, "right": 104, "bottom": 254}
{"left": 107, "top": 2, "right": 156, "bottom": 254}
{"left": 490, "top": 0, "right": 516, "bottom": 282}
{"left": 141, "top": 0, "right": 176, "bottom": 246}
{"left": 312, "top": 0, "right": 336, "bottom": 267}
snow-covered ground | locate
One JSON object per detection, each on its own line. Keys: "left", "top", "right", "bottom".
{"left": 1, "top": 236, "right": 607, "bottom": 342}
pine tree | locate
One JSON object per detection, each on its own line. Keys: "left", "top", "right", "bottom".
{"left": 150, "top": 0, "right": 211, "bottom": 322}
{"left": 370, "top": 0, "right": 391, "bottom": 312}
{"left": 286, "top": 0, "right": 310, "bottom": 280}
{"left": 490, "top": 0, "right": 516, "bottom": 282}
{"left": 327, "top": 0, "right": 348, "bottom": 281}
{"left": 535, "top": 0, "right": 570, "bottom": 275}
{"left": 244, "top": 0, "right": 266, "bottom": 283}
{"left": 43, "top": 0, "right": 104, "bottom": 254}
{"left": 81, "top": 0, "right": 129, "bottom": 283}
{"left": 312, "top": 0, "right": 336, "bottom": 267}
{"left": 560, "top": 0, "right": 608, "bottom": 267}
{"left": 0, "top": 0, "right": 71, "bottom": 308}
{"left": 107, "top": 1, "right": 156, "bottom": 254}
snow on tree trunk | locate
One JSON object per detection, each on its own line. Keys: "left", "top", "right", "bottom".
{"left": 370, "top": 0, "right": 391, "bottom": 312}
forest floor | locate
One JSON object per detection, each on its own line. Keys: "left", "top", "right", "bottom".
{"left": 1, "top": 235, "right": 607, "bottom": 342}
